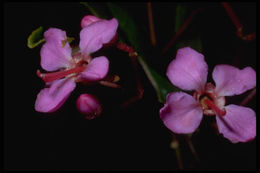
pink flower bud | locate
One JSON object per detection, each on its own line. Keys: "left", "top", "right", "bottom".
{"left": 76, "top": 94, "right": 102, "bottom": 120}
{"left": 80, "top": 15, "right": 101, "bottom": 28}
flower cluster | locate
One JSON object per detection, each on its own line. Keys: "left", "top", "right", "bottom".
{"left": 35, "top": 15, "right": 118, "bottom": 118}
{"left": 160, "top": 47, "right": 256, "bottom": 143}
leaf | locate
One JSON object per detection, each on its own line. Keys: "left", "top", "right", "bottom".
{"left": 67, "top": 37, "right": 75, "bottom": 44}
{"left": 108, "top": 3, "right": 180, "bottom": 103}
{"left": 137, "top": 55, "right": 178, "bottom": 103}
{"left": 174, "top": 4, "right": 203, "bottom": 52}
{"left": 107, "top": 2, "right": 141, "bottom": 52}
{"left": 175, "top": 4, "right": 187, "bottom": 33}
{"left": 80, "top": 2, "right": 109, "bottom": 19}
{"left": 82, "top": 2, "right": 179, "bottom": 103}
{"left": 27, "top": 26, "right": 45, "bottom": 49}
{"left": 176, "top": 36, "right": 202, "bottom": 52}
{"left": 61, "top": 37, "right": 75, "bottom": 47}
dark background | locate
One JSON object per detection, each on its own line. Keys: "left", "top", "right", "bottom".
{"left": 4, "top": 2, "right": 256, "bottom": 170}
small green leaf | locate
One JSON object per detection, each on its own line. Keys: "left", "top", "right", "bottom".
{"left": 137, "top": 55, "right": 178, "bottom": 103}
{"left": 81, "top": 2, "right": 179, "bottom": 103}
{"left": 80, "top": 2, "right": 109, "bottom": 19}
{"left": 27, "top": 26, "right": 45, "bottom": 49}
{"left": 107, "top": 3, "right": 179, "bottom": 103}
{"left": 176, "top": 36, "right": 202, "bottom": 52}
{"left": 61, "top": 37, "right": 75, "bottom": 47}
{"left": 107, "top": 3, "right": 141, "bottom": 52}
{"left": 175, "top": 4, "right": 187, "bottom": 33}
{"left": 67, "top": 37, "right": 75, "bottom": 44}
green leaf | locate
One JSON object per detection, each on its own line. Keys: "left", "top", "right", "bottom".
{"left": 175, "top": 4, "right": 187, "bottom": 33}
{"left": 27, "top": 26, "right": 45, "bottom": 49}
{"left": 107, "top": 2, "right": 141, "bottom": 51}
{"left": 174, "top": 4, "right": 203, "bottom": 53}
{"left": 80, "top": 2, "right": 109, "bottom": 19}
{"left": 137, "top": 55, "right": 178, "bottom": 103}
{"left": 67, "top": 37, "right": 75, "bottom": 44}
{"left": 108, "top": 3, "right": 180, "bottom": 103}
{"left": 176, "top": 36, "right": 202, "bottom": 52}
{"left": 61, "top": 37, "right": 75, "bottom": 47}
{"left": 82, "top": 2, "right": 179, "bottom": 103}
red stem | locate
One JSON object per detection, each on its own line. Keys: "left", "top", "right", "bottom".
{"left": 239, "top": 88, "right": 256, "bottom": 106}
{"left": 221, "top": 2, "right": 256, "bottom": 41}
{"left": 117, "top": 42, "right": 136, "bottom": 55}
{"left": 116, "top": 42, "right": 144, "bottom": 107}
{"left": 147, "top": 2, "right": 157, "bottom": 46}
{"left": 221, "top": 2, "right": 242, "bottom": 30}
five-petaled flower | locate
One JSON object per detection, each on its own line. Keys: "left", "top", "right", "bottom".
{"left": 160, "top": 47, "right": 256, "bottom": 143}
{"left": 35, "top": 15, "right": 118, "bottom": 113}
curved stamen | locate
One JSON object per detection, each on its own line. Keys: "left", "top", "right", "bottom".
{"left": 37, "top": 66, "right": 86, "bottom": 83}
{"left": 203, "top": 99, "right": 226, "bottom": 116}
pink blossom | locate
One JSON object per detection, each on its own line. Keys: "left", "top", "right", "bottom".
{"left": 76, "top": 94, "right": 102, "bottom": 120}
{"left": 81, "top": 15, "right": 101, "bottom": 28}
{"left": 160, "top": 47, "right": 256, "bottom": 143}
{"left": 35, "top": 16, "right": 118, "bottom": 113}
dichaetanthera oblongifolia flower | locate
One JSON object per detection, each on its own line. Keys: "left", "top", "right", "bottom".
{"left": 35, "top": 15, "right": 118, "bottom": 116}
{"left": 160, "top": 47, "right": 256, "bottom": 143}
{"left": 76, "top": 94, "right": 102, "bottom": 120}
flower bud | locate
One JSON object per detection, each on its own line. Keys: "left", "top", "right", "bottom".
{"left": 76, "top": 94, "right": 102, "bottom": 120}
{"left": 81, "top": 15, "right": 101, "bottom": 28}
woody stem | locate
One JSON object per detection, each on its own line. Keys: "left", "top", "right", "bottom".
{"left": 221, "top": 2, "right": 256, "bottom": 41}
{"left": 116, "top": 42, "right": 144, "bottom": 107}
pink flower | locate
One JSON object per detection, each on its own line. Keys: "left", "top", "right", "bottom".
{"left": 81, "top": 15, "right": 101, "bottom": 28}
{"left": 160, "top": 47, "right": 256, "bottom": 143}
{"left": 76, "top": 94, "right": 102, "bottom": 120}
{"left": 35, "top": 16, "right": 118, "bottom": 113}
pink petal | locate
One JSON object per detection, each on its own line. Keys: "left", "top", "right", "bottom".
{"left": 212, "top": 65, "right": 256, "bottom": 96}
{"left": 79, "top": 18, "right": 118, "bottom": 55}
{"left": 80, "top": 56, "right": 109, "bottom": 81}
{"left": 159, "top": 92, "right": 203, "bottom": 134}
{"left": 166, "top": 47, "right": 208, "bottom": 91}
{"left": 35, "top": 78, "right": 76, "bottom": 112}
{"left": 76, "top": 94, "right": 102, "bottom": 120}
{"left": 216, "top": 104, "right": 256, "bottom": 143}
{"left": 40, "top": 28, "right": 72, "bottom": 71}
{"left": 81, "top": 15, "right": 101, "bottom": 28}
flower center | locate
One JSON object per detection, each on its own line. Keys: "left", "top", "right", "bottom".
{"left": 194, "top": 83, "right": 226, "bottom": 116}
{"left": 37, "top": 52, "right": 89, "bottom": 83}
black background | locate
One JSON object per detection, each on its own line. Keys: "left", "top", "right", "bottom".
{"left": 4, "top": 2, "right": 256, "bottom": 170}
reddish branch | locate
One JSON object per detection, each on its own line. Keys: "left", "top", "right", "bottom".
{"left": 117, "top": 42, "right": 144, "bottom": 107}
{"left": 240, "top": 88, "right": 256, "bottom": 106}
{"left": 147, "top": 2, "right": 157, "bottom": 46}
{"left": 221, "top": 2, "right": 256, "bottom": 41}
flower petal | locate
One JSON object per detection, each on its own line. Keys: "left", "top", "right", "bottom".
{"left": 212, "top": 65, "right": 256, "bottom": 96}
{"left": 40, "top": 28, "right": 72, "bottom": 71}
{"left": 81, "top": 15, "right": 101, "bottom": 28}
{"left": 216, "top": 104, "right": 256, "bottom": 143}
{"left": 35, "top": 78, "right": 76, "bottom": 112}
{"left": 79, "top": 18, "right": 118, "bottom": 55}
{"left": 166, "top": 47, "right": 208, "bottom": 91}
{"left": 159, "top": 92, "right": 203, "bottom": 134}
{"left": 80, "top": 56, "right": 109, "bottom": 81}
